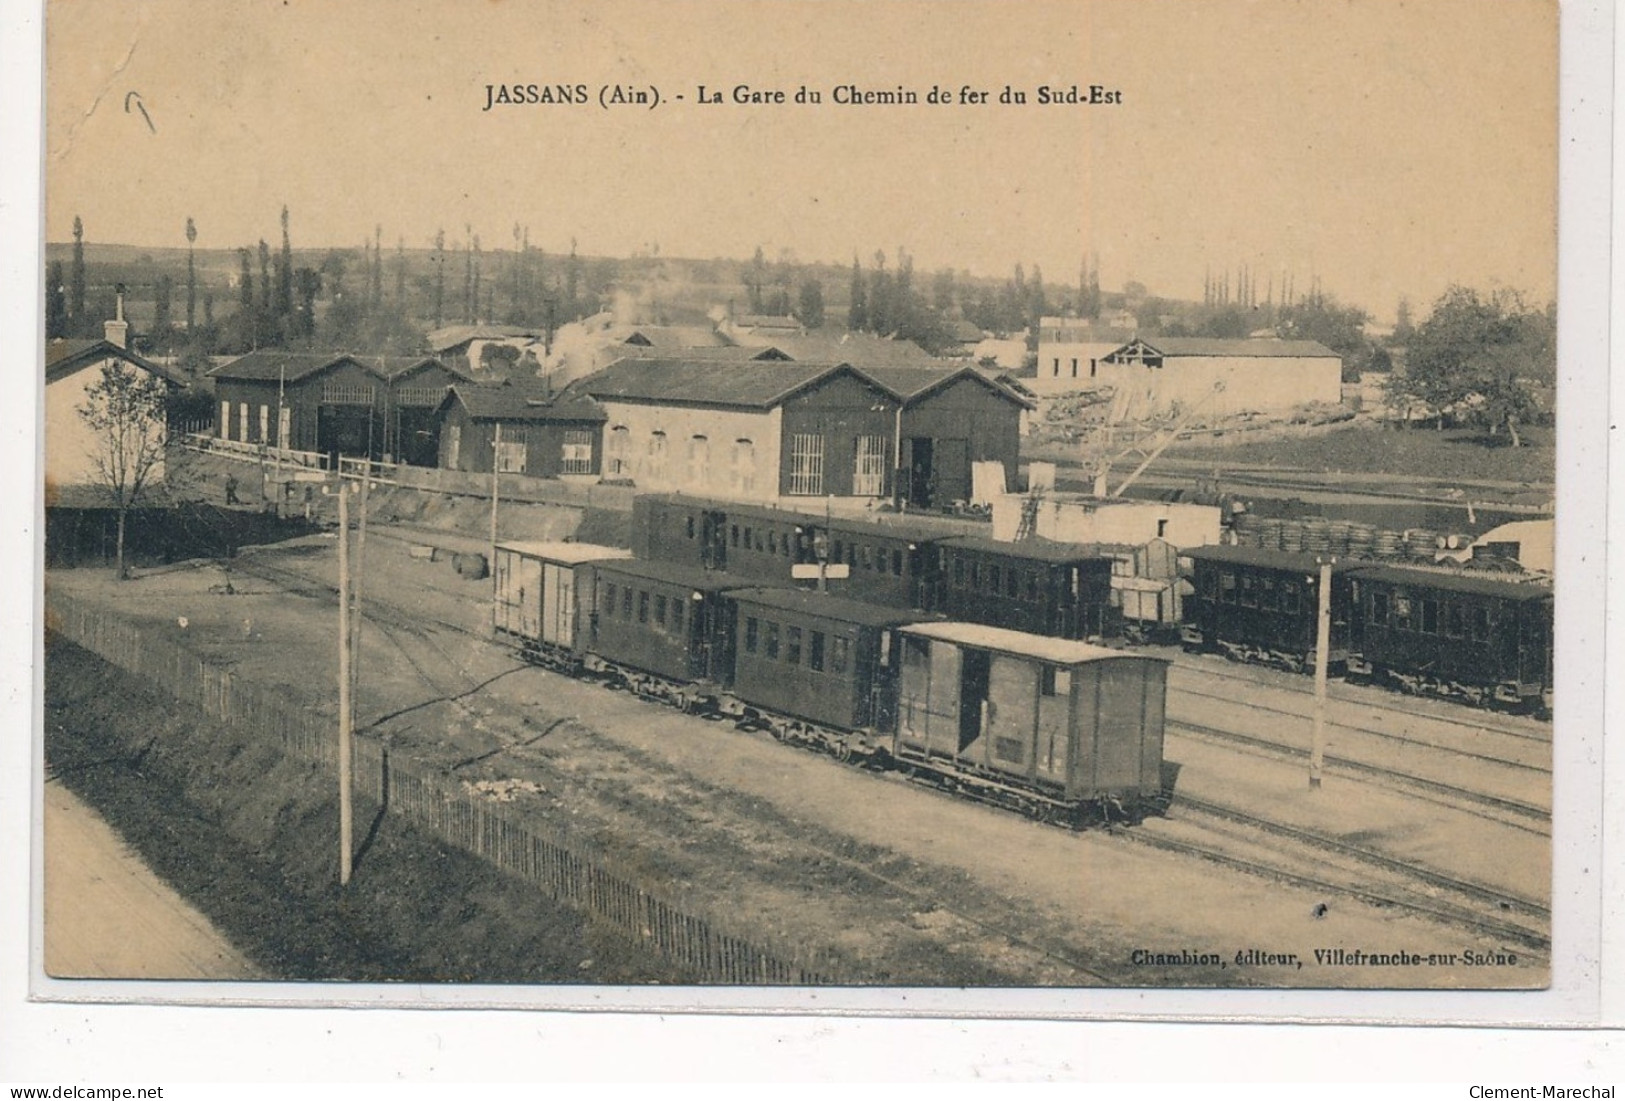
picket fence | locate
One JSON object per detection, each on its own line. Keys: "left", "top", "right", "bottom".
{"left": 47, "top": 592, "right": 838, "bottom": 985}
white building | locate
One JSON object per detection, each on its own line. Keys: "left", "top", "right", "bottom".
{"left": 1031, "top": 318, "right": 1135, "bottom": 397}
{"left": 45, "top": 305, "right": 187, "bottom": 499}
{"left": 1096, "top": 337, "right": 1343, "bottom": 421}
{"left": 991, "top": 491, "right": 1222, "bottom": 549}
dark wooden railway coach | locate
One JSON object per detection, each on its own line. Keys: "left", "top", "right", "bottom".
{"left": 934, "top": 536, "right": 1117, "bottom": 641}
{"left": 723, "top": 587, "right": 928, "bottom": 755}
{"left": 585, "top": 558, "right": 751, "bottom": 702}
{"left": 628, "top": 493, "right": 945, "bottom": 609}
{"left": 894, "top": 623, "right": 1168, "bottom": 819}
{"left": 1180, "top": 543, "right": 1358, "bottom": 671}
{"left": 1345, "top": 566, "right": 1553, "bottom": 709}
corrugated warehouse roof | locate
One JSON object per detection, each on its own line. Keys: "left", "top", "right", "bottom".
{"left": 583, "top": 358, "right": 875, "bottom": 409}
{"left": 208, "top": 351, "right": 355, "bottom": 383}
{"left": 443, "top": 383, "right": 606, "bottom": 422}
{"left": 859, "top": 364, "right": 1035, "bottom": 408}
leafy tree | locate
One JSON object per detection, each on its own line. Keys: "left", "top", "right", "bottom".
{"left": 1392, "top": 296, "right": 1415, "bottom": 346}
{"left": 1395, "top": 286, "right": 1552, "bottom": 445}
{"left": 797, "top": 277, "right": 825, "bottom": 329}
{"left": 152, "top": 274, "right": 173, "bottom": 348}
{"left": 1197, "top": 307, "right": 1249, "bottom": 339}
{"left": 847, "top": 256, "right": 867, "bottom": 331}
{"left": 46, "top": 261, "right": 67, "bottom": 339}
{"left": 70, "top": 216, "right": 86, "bottom": 335}
{"left": 278, "top": 206, "right": 294, "bottom": 322}
{"left": 77, "top": 362, "right": 172, "bottom": 579}
{"left": 1277, "top": 291, "right": 1373, "bottom": 382}
{"left": 432, "top": 228, "right": 446, "bottom": 327}
{"left": 185, "top": 217, "right": 198, "bottom": 332}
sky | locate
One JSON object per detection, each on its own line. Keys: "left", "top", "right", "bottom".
{"left": 44, "top": 0, "right": 1557, "bottom": 321}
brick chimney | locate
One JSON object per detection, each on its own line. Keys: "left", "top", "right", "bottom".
{"left": 103, "top": 284, "right": 128, "bottom": 349}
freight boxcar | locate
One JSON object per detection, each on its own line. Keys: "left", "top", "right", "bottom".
{"left": 892, "top": 622, "right": 1169, "bottom": 822}
{"left": 585, "top": 557, "right": 753, "bottom": 708}
{"left": 934, "top": 535, "right": 1118, "bottom": 641}
{"left": 1345, "top": 565, "right": 1554, "bottom": 710}
{"left": 1180, "top": 543, "right": 1358, "bottom": 672}
{"left": 721, "top": 587, "right": 930, "bottom": 760}
{"left": 492, "top": 540, "right": 632, "bottom": 670}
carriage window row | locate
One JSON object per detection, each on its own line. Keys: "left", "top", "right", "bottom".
{"left": 948, "top": 556, "right": 1045, "bottom": 603}
{"left": 1213, "top": 570, "right": 1303, "bottom": 615}
{"left": 742, "top": 616, "right": 842, "bottom": 673}
{"left": 600, "top": 582, "right": 686, "bottom": 634}
{"left": 1367, "top": 590, "right": 1492, "bottom": 641}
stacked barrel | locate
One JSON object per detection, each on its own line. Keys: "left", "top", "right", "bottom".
{"left": 1228, "top": 516, "right": 1475, "bottom": 563}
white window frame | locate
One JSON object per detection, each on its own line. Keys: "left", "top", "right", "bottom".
{"left": 853, "top": 434, "right": 887, "bottom": 496}
{"left": 561, "top": 429, "right": 594, "bottom": 475}
{"left": 788, "top": 433, "right": 824, "bottom": 496}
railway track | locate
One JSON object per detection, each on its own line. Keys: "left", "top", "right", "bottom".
{"left": 1166, "top": 719, "right": 1550, "bottom": 836}
{"left": 1121, "top": 806, "right": 1549, "bottom": 953}
{"left": 1166, "top": 653, "right": 1551, "bottom": 738}
{"left": 1170, "top": 683, "right": 1551, "bottom": 775}
{"left": 231, "top": 544, "right": 1550, "bottom": 963}
{"left": 231, "top": 551, "right": 1120, "bottom": 984}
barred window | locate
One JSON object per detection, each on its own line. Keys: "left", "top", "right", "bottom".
{"left": 396, "top": 385, "right": 449, "bottom": 407}
{"left": 853, "top": 434, "right": 887, "bottom": 496}
{"left": 655, "top": 594, "right": 667, "bottom": 626}
{"left": 671, "top": 597, "right": 685, "bottom": 634}
{"left": 745, "top": 617, "right": 759, "bottom": 654}
{"left": 788, "top": 433, "right": 824, "bottom": 495}
{"left": 765, "top": 622, "right": 780, "bottom": 660}
{"left": 786, "top": 627, "right": 803, "bottom": 666}
{"left": 604, "top": 583, "right": 617, "bottom": 617}
{"left": 561, "top": 429, "right": 594, "bottom": 475}
{"left": 321, "top": 382, "right": 375, "bottom": 405}
{"left": 809, "top": 631, "right": 825, "bottom": 672}
{"left": 637, "top": 591, "right": 649, "bottom": 623}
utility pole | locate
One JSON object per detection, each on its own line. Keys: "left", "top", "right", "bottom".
{"left": 1309, "top": 557, "right": 1333, "bottom": 790}
{"left": 337, "top": 482, "right": 354, "bottom": 884}
{"left": 350, "top": 468, "right": 368, "bottom": 701}
{"left": 490, "top": 422, "right": 502, "bottom": 582}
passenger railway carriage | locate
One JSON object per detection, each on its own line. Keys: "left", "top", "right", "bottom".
{"left": 1180, "top": 544, "right": 1359, "bottom": 671}
{"left": 491, "top": 538, "right": 1172, "bottom": 822}
{"left": 934, "top": 535, "right": 1118, "bottom": 641}
{"left": 1179, "top": 542, "right": 1554, "bottom": 712}
{"left": 630, "top": 492, "right": 946, "bottom": 609}
{"left": 1345, "top": 565, "right": 1553, "bottom": 710}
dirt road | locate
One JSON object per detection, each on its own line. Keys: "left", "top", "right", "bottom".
{"left": 43, "top": 780, "right": 260, "bottom": 981}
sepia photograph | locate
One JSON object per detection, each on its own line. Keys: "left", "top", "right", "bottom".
{"left": 30, "top": 0, "right": 1600, "bottom": 1018}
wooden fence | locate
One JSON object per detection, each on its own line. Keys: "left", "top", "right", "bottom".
{"left": 47, "top": 592, "right": 837, "bottom": 985}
